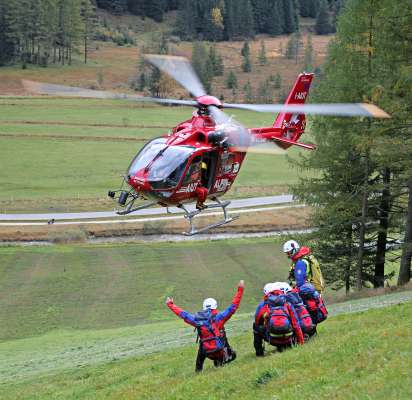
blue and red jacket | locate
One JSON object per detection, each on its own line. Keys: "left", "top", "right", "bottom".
{"left": 254, "top": 291, "right": 304, "bottom": 344}
{"left": 167, "top": 286, "right": 244, "bottom": 339}
{"left": 290, "top": 246, "right": 312, "bottom": 288}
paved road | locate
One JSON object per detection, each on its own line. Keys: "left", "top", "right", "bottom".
{"left": 0, "top": 194, "right": 294, "bottom": 221}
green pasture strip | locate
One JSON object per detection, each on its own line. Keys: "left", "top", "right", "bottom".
{"left": 0, "top": 123, "right": 161, "bottom": 140}
{"left": 0, "top": 98, "right": 275, "bottom": 128}
{"left": 0, "top": 97, "right": 312, "bottom": 207}
{"left": 0, "top": 136, "right": 299, "bottom": 204}
{"left": 0, "top": 137, "right": 142, "bottom": 201}
{"left": 0, "top": 301, "right": 410, "bottom": 399}
{"left": 0, "top": 239, "right": 288, "bottom": 341}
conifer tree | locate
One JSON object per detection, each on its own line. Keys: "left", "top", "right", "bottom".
{"left": 226, "top": 71, "right": 238, "bottom": 90}
{"left": 243, "top": 80, "right": 253, "bottom": 103}
{"left": 292, "top": 0, "right": 412, "bottom": 290}
{"left": 258, "top": 40, "right": 267, "bottom": 65}
{"left": 315, "top": 0, "right": 332, "bottom": 34}
{"left": 303, "top": 33, "right": 314, "bottom": 71}
{"left": 192, "top": 41, "right": 212, "bottom": 92}
{"left": 241, "top": 41, "right": 252, "bottom": 72}
{"left": 274, "top": 72, "right": 281, "bottom": 89}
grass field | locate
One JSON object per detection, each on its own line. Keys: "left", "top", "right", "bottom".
{"left": 0, "top": 97, "right": 310, "bottom": 211}
{"left": 0, "top": 238, "right": 290, "bottom": 341}
{"left": 1, "top": 300, "right": 410, "bottom": 399}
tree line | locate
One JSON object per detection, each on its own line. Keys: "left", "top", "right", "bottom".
{"left": 0, "top": 0, "right": 96, "bottom": 66}
{"left": 292, "top": 0, "right": 412, "bottom": 291}
{"left": 97, "top": 0, "right": 342, "bottom": 40}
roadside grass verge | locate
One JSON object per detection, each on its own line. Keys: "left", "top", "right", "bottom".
{"left": 0, "top": 301, "right": 411, "bottom": 399}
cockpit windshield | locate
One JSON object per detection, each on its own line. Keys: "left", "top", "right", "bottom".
{"left": 128, "top": 138, "right": 195, "bottom": 190}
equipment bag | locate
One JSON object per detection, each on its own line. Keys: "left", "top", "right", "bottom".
{"left": 286, "top": 292, "right": 314, "bottom": 333}
{"left": 266, "top": 294, "right": 292, "bottom": 335}
{"left": 298, "top": 283, "right": 328, "bottom": 324}
{"left": 302, "top": 254, "right": 325, "bottom": 293}
{"left": 194, "top": 310, "right": 225, "bottom": 356}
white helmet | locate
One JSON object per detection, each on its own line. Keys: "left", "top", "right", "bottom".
{"left": 278, "top": 282, "right": 292, "bottom": 294}
{"left": 283, "top": 240, "right": 300, "bottom": 255}
{"left": 203, "top": 297, "right": 218, "bottom": 310}
{"left": 263, "top": 283, "right": 276, "bottom": 295}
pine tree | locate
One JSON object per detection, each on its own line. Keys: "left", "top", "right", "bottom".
{"left": 274, "top": 72, "right": 281, "bottom": 89}
{"left": 192, "top": 41, "right": 212, "bottom": 92}
{"left": 226, "top": 70, "right": 238, "bottom": 89}
{"left": 243, "top": 80, "right": 253, "bottom": 102}
{"left": 256, "top": 78, "right": 273, "bottom": 103}
{"left": 258, "top": 40, "right": 267, "bottom": 65}
{"left": 241, "top": 41, "right": 252, "bottom": 72}
{"left": 81, "top": 0, "right": 96, "bottom": 64}
{"left": 209, "top": 45, "right": 224, "bottom": 76}
{"left": 281, "top": 0, "right": 297, "bottom": 33}
{"left": 292, "top": 0, "right": 412, "bottom": 290}
{"left": 315, "top": 0, "right": 332, "bottom": 34}
{"left": 267, "top": 0, "right": 284, "bottom": 36}
{"left": 303, "top": 33, "right": 314, "bottom": 71}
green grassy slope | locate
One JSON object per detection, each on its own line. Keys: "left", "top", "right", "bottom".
{"left": 0, "top": 239, "right": 288, "bottom": 341}
{"left": 1, "top": 301, "right": 411, "bottom": 399}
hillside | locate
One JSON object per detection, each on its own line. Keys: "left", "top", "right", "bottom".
{"left": 1, "top": 299, "right": 411, "bottom": 399}
{"left": 0, "top": 33, "right": 332, "bottom": 101}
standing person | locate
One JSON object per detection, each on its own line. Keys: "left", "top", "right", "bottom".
{"left": 165, "top": 280, "right": 244, "bottom": 372}
{"left": 283, "top": 240, "right": 325, "bottom": 293}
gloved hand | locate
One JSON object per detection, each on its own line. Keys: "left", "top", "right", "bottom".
{"left": 165, "top": 297, "right": 174, "bottom": 305}
{"left": 238, "top": 280, "right": 245, "bottom": 288}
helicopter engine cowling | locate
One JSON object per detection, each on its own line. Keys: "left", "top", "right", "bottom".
{"left": 208, "top": 130, "right": 227, "bottom": 146}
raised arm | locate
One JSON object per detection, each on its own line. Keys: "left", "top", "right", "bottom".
{"left": 165, "top": 297, "right": 198, "bottom": 328}
{"left": 215, "top": 280, "right": 245, "bottom": 325}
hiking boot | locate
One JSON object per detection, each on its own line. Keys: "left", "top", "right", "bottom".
{"left": 213, "top": 359, "right": 223, "bottom": 367}
{"left": 255, "top": 349, "right": 264, "bottom": 357}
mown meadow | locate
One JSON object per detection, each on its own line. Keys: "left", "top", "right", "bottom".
{"left": 0, "top": 97, "right": 311, "bottom": 211}
{"left": 1, "top": 237, "right": 411, "bottom": 399}
{"left": 1, "top": 297, "right": 410, "bottom": 399}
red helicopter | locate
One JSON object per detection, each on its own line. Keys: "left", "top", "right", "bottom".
{"left": 23, "top": 55, "right": 389, "bottom": 235}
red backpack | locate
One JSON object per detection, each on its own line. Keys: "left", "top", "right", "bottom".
{"left": 298, "top": 284, "right": 328, "bottom": 324}
{"left": 194, "top": 311, "right": 225, "bottom": 358}
{"left": 266, "top": 294, "right": 293, "bottom": 336}
{"left": 286, "top": 292, "right": 314, "bottom": 334}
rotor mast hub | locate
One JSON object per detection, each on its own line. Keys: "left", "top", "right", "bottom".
{"left": 195, "top": 95, "right": 222, "bottom": 109}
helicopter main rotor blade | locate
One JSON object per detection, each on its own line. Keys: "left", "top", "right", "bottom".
{"left": 209, "top": 106, "right": 253, "bottom": 147}
{"left": 223, "top": 102, "right": 390, "bottom": 119}
{"left": 144, "top": 54, "right": 206, "bottom": 98}
{"left": 21, "top": 80, "right": 198, "bottom": 106}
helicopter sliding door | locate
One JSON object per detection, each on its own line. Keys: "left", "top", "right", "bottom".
{"left": 201, "top": 150, "right": 218, "bottom": 190}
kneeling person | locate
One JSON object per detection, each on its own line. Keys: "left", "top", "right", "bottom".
{"left": 254, "top": 282, "right": 304, "bottom": 356}
{"left": 166, "top": 280, "right": 244, "bottom": 372}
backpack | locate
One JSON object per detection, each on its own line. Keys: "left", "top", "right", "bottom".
{"left": 266, "top": 294, "right": 293, "bottom": 337}
{"left": 298, "top": 283, "right": 328, "bottom": 324}
{"left": 286, "top": 292, "right": 314, "bottom": 334}
{"left": 302, "top": 254, "right": 325, "bottom": 293}
{"left": 194, "top": 310, "right": 225, "bottom": 357}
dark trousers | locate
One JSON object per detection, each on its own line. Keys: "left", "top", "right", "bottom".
{"left": 195, "top": 335, "right": 236, "bottom": 372}
{"left": 253, "top": 323, "right": 265, "bottom": 356}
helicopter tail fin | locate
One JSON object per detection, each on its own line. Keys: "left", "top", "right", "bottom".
{"left": 273, "top": 73, "right": 314, "bottom": 143}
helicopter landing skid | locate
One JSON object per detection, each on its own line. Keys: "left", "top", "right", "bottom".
{"left": 178, "top": 198, "right": 239, "bottom": 236}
